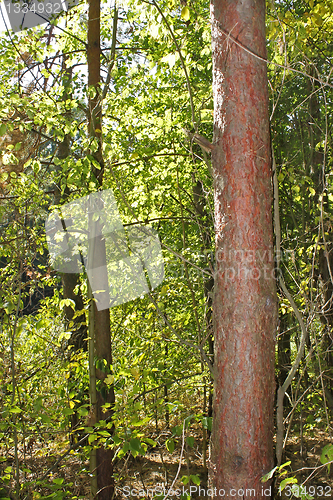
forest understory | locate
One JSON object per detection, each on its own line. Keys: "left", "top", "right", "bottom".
{"left": 1, "top": 414, "right": 333, "bottom": 499}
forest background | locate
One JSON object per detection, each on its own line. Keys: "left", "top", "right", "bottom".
{"left": 0, "top": 0, "right": 333, "bottom": 499}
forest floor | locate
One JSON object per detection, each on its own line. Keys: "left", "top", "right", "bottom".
{"left": 277, "top": 429, "right": 333, "bottom": 500}
{"left": 2, "top": 427, "right": 332, "bottom": 500}
{"left": 113, "top": 429, "right": 333, "bottom": 500}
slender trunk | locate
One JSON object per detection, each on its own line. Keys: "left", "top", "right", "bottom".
{"left": 57, "top": 60, "right": 88, "bottom": 353}
{"left": 310, "top": 70, "right": 333, "bottom": 412}
{"left": 164, "top": 343, "right": 170, "bottom": 429}
{"left": 87, "top": 1, "right": 115, "bottom": 497}
{"left": 209, "top": 1, "right": 277, "bottom": 498}
{"left": 192, "top": 177, "right": 214, "bottom": 474}
{"left": 277, "top": 315, "right": 291, "bottom": 412}
{"left": 55, "top": 58, "right": 89, "bottom": 446}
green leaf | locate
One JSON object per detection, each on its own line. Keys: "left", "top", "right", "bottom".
{"left": 143, "top": 437, "right": 157, "bottom": 447}
{"left": 58, "top": 331, "right": 72, "bottom": 342}
{"left": 88, "top": 433, "right": 98, "bottom": 444}
{"left": 161, "top": 53, "right": 176, "bottom": 68}
{"left": 52, "top": 478, "right": 64, "bottom": 485}
{"left": 166, "top": 438, "right": 175, "bottom": 453}
{"left": 98, "top": 430, "right": 112, "bottom": 437}
{"left": 10, "top": 406, "right": 22, "bottom": 414}
{"left": 104, "top": 374, "right": 114, "bottom": 385}
{"left": 78, "top": 407, "right": 89, "bottom": 417}
{"left": 40, "top": 414, "right": 51, "bottom": 424}
{"left": 181, "top": 6, "right": 190, "bottom": 21}
{"left": 278, "top": 461, "right": 291, "bottom": 471}
{"left": 63, "top": 408, "right": 74, "bottom": 415}
{"left": 202, "top": 416, "right": 212, "bottom": 431}
{"left": 279, "top": 477, "right": 297, "bottom": 491}
{"left": 122, "top": 442, "right": 130, "bottom": 453}
{"left": 261, "top": 466, "right": 277, "bottom": 482}
{"left": 184, "top": 414, "right": 193, "bottom": 428}
{"left": 129, "top": 437, "right": 144, "bottom": 455}
{"left": 190, "top": 475, "right": 200, "bottom": 485}
{"left": 186, "top": 436, "right": 194, "bottom": 448}
{"left": 320, "top": 444, "right": 333, "bottom": 473}
{"left": 33, "top": 397, "right": 43, "bottom": 412}
{"left": 59, "top": 299, "right": 76, "bottom": 310}
{"left": 172, "top": 424, "right": 183, "bottom": 436}
{"left": 4, "top": 301, "right": 15, "bottom": 314}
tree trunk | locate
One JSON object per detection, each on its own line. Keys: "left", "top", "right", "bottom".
{"left": 54, "top": 57, "right": 89, "bottom": 446}
{"left": 209, "top": 1, "right": 277, "bottom": 498}
{"left": 87, "top": 1, "right": 115, "bottom": 498}
{"left": 277, "top": 315, "right": 291, "bottom": 411}
{"left": 310, "top": 70, "right": 333, "bottom": 408}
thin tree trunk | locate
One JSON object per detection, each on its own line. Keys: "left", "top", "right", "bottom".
{"left": 192, "top": 177, "right": 214, "bottom": 475}
{"left": 310, "top": 70, "right": 333, "bottom": 414}
{"left": 55, "top": 57, "right": 89, "bottom": 445}
{"left": 209, "top": 1, "right": 277, "bottom": 498}
{"left": 164, "top": 343, "right": 170, "bottom": 429}
{"left": 87, "top": 1, "right": 115, "bottom": 497}
{"left": 277, "top": 315, "right": 291, "bottom": 412}
{"left": 57, "top": 59, "right": 88, "bottom": 353}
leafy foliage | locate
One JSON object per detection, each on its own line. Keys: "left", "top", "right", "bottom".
{"left": 0, "top": 0, "right": 332, "bottom": 497}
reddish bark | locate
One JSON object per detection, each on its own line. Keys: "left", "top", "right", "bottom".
{"left": 95, "top": 300, "right": 114, "bottom": 500}
{"left": 88, "top": 0, "right": 104, "bottom": 181}
{"left": 209, "top": 1, "right": 277, "bottom": 498}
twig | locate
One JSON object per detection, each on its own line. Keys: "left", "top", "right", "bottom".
{"left": 272, "top": 147, "right": 308, "bottom": 466}
{"left": 40, "top": 431, "right": 91, "bottom": 480}
{"left": 214, "top": 19, "right": 333, "bottom": 89}
{"left": 144, "top": 0, "right": 197, "bottom": 130}
{"left": 133, "top": 372, "right": 202, "bottom": 402}
{"left": 162, "top": 419, "right": 187, "bottom": 500}
{"left": 100, "top": 5, "right": 118, "bottom": 102}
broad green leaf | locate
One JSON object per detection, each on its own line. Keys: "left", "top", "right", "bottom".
{"left": 181, "top": 6, "right": 190, "bottom": 21}
{"left": 88, "top": 433, "right": 98, "bottom": 444}
{"left": 129, "top": 437, "right": 144, "bottom": 456}
{"left": 63, "top": 408, "right": 74, "bottom": 415}
{"left": 52, "top": 478, "right": 64, "bottom": 485}
{"left": 279, "top": 477, "right": 297, "bottom": 491}
{"left": 143, "top": 437, "right": 157, "bottom": 447}
{"left": 261, "top": 466, "right": 277, "bottom": 482}
{"left": 190, "top": 475, "right": 200, "bottom": 485}
{"left": 40, "top": 414, "right": 51, "bottom": 424}
{"left": 202, "top": 416, "right": 212, "bottom": 431}
{"left": 186, "top": 436, "right": 194, "bottom": 448}
{"left": 166, "top": 438, "right": 175, "bottom": 453}
{"left": 10, "top": 406, "right": 22, "bottom": 414}
{"left": 59, "top": 299, "right": 76, "bottom": 310}
{"left": 320, "top": 444, "right": 333, "bottom": 473}
{"left": 105, "top": 374, "right": 114, "bottom": 385}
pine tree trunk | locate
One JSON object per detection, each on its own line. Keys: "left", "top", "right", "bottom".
{"left": 209, "top": 1, "right": 277, "bottom": 498}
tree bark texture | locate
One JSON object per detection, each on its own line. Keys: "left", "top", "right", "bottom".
{"left": 310, "top": 73, "right": 333, "bottom": 407}
{"left": 87, "top": 0, "right": 115, "bottom": 498}
{"left": 55, "top": 59, "right": 88, "bottom": 351}
{"left": 210, "top": 1, "right": 277, "bottom": 498}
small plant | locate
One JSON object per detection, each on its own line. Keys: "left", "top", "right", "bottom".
{"left": 320, "top": 444, "right": 333, "bottom": 473}
{"left": 261, "top": 462, "right": 314, "bottom": 500}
